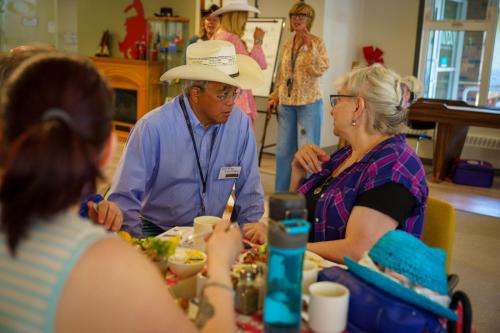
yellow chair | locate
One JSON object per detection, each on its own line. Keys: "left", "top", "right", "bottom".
{"left": 422, "top": 197, "right": 456, "bottom": 272}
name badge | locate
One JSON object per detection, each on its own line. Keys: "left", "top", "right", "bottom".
{"left": 218, "top": 166, "right": 242, "bottom": 179}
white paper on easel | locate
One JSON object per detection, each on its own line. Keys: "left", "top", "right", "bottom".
{"left": 242, "top": 17, "right": 286, "bottom": 97}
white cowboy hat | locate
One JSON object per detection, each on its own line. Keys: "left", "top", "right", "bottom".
{"left": 210, "top": 0, "right": 260, "bottom": 16}
{"left": 160, "top": 40, "right": 264, "bottom": 90}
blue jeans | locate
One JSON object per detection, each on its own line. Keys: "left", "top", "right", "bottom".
{"left": 275, "top": 99, "right": 323, "bottom": 192}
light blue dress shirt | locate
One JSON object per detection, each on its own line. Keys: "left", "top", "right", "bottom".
{"left": 108, "top": 94, "right": 264, "bottom": 237}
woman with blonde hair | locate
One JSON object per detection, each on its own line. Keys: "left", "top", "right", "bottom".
{"left": 244, "top": 64, "right": 428, "bottom": 263}
{"left": 186, "top": 4, "right": 220, "bottom": 47}
{"left": 211, "top": 0, "right": 267, "bottom": 126}
{"left": 268, "top": 1, "right": 330, "bottom": 192}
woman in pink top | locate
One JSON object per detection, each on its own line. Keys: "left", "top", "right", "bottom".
{"left": 211, "top": 0, "right": 267, "bottom": 126}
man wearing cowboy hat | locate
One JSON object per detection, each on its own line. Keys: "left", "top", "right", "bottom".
{"left": 108, "top": 40, "right": 265, "bottom": 237}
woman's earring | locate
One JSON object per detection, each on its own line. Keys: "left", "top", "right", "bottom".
{"left": 351, "top": 119, "right": 357, "bottom": 127}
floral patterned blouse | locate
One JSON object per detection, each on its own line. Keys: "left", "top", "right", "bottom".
{"left": 270, "top": 34, "right": 329, "bottom": 106}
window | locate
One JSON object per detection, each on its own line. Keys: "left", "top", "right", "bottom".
{"left": 417, "top": 0, "right": 499, "bottom": 106}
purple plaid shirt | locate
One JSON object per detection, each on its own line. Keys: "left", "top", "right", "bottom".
{"left": 298, "top": 135, "right": 428, "bottom": 242}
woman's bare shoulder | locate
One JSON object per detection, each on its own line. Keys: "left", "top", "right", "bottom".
{"left": 55, "top": 237, "right": 196, "bottom": 333}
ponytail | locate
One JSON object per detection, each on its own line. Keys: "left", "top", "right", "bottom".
{"left": 0, "top": 118, "right": 101, "bottom": 254}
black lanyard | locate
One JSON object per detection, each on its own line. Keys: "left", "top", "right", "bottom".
{"left": 179, "top": 96, "right": 217, "bottom": 195}
{"left": 287, "top": 36, "right": 304, "bottom": 97}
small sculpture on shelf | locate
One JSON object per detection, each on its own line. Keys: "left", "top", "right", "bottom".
{"left": 95, "top": 30, "right": 111, "bottom": 57}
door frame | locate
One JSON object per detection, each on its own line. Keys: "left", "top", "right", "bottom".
{"left": 416, "top": 0, "right": 499, "bottom": 105}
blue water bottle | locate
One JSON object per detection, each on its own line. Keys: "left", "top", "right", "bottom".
{"left": 264, "top": 193, "right": 310, "bottom": 333}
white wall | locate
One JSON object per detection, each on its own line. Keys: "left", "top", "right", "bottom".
{"left": 56, "top": 0, "right": 78, "bottom": 52}
{"left": 0, "top": 0, "right": 57, "bottom": 52}
{"left": 320, "top": 0, "right": 365, "bottom": 147}
{"left": 360, "top": 0, "right": 420, "bottom": 76}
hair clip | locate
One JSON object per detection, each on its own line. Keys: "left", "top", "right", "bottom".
{"left": 42, "top": 108, "right": 74, "bottom": 127}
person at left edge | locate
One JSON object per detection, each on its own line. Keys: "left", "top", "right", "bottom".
{"left": 108, "top": 40, "right": 265, "bottom": 238}
{"left": 0, "top": 44, "right": 123, "bottom": 232}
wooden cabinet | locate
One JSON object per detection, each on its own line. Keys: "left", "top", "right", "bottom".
{"left": 91, "top": 57, "right": 163, "bottom": 141}
{"left": 91, "top": 17, "right": 189, "bottom": 141}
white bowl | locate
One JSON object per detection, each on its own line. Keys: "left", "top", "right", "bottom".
{"left": 168, "top": 248, "right": 207, "bottom": 279}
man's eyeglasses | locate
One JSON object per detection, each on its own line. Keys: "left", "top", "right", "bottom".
{"left": 213, "top": 89, "right": 241, "bottom": 103}
{"left": 330, "top": 94, "right": 357, "bottom": 107}
{"left": 290, "top": 13, "right": 310, "bottom": 20}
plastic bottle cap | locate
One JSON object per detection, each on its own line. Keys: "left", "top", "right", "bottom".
{"left": 269, "top": 192, "right": 306, "bottom": 221}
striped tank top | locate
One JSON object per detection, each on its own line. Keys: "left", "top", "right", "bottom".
{"left": 0, "top": 211, "right": 109, "bottom": 333}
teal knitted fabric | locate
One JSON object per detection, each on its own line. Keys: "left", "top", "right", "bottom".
{"left": 369, "top": 230, "right": 448, "bottom": 295}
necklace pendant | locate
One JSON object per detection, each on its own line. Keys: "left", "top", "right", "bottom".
{"left": 313, "top": 187, "right": 322, "bottom": 195}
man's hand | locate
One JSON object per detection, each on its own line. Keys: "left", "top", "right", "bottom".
{"left": 88, "top": 200, "right": 123, "bottom": 232}
{"left": 243, "top": 221, "right": 268, "bottom": 244}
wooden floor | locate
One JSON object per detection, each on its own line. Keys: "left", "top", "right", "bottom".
{"left": 429, "top": 177, "right": 500, "bottom": 218}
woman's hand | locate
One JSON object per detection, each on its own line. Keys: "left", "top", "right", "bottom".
{"left": 88, "top": 200, "right": 123, "bottom": 232}
{"left": 296, "top": 28, "right": 312, "bottom": 47}
{"left": 267, "top": 97, "right": 279, "bottom": 114}
{"left": 243, "top": 221, "right": 267, "bottom": 244}
{"left": 292, "top": 144, "right": 329, "bottom": 174}
{"left": 253, "top": 27, "right": 265, "bottom": 43}
{"left": 206, "top": 221, "right": 243, "bottom": 272}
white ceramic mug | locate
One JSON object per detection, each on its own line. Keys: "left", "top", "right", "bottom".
{"left": 302, "top": 260, "right": 319, "bottom": 294}
{"left": 302, "top": 281, "right": 349, "bottom": 333}
{"left": 193, "top": 216, "right": 223, "bottom": 251}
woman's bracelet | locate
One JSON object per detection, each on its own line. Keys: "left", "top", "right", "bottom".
{"left": 203, "top": 281, "right": 234, "bottom": 295}
{"left": 254, "top": 38, "right": 263, "bottom": 45}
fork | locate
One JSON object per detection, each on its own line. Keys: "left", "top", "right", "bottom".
{"left": 180, "top": 231, "right": 212, "bottom": 246}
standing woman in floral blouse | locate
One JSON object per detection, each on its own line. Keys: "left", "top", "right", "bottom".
{"left": 211, "top": 0, "right": 267, "bottom": 127}
{"left": 269, "top": 1, "right": 329, "bottom": 192}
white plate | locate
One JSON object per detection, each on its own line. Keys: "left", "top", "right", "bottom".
{"left": 156, "top": 226, "right": 193, "bottom": 240}
{"left": 305, "top": 250, "right": 342, "bottom": 269}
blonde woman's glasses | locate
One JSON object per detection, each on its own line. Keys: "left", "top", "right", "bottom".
{"left": 290, "top": 13, "right": 310, "bottom": 20}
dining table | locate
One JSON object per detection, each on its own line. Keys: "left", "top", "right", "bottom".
{"left": 163, "top": 235, "right": 342, "bottom": 333}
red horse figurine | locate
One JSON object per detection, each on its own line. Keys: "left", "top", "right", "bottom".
{"left": 119, "top": 0, "right": 148, "bottom": 59}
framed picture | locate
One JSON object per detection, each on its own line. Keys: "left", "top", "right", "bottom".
{"left": 201, "top": 0, "right": 222, "bottom": 11}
